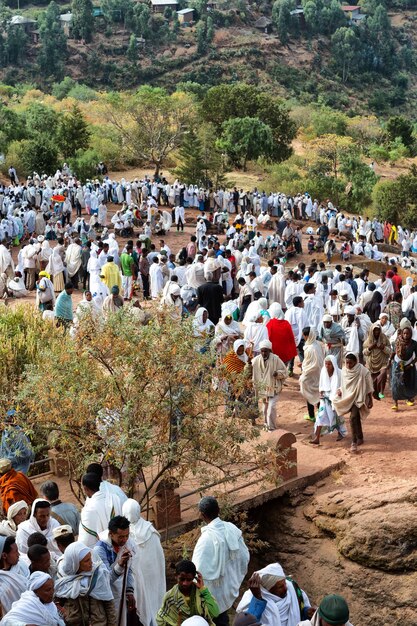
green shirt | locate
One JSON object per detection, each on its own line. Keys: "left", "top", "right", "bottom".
{"left": 120, "top": 252, "right": 134, "bottom": 277}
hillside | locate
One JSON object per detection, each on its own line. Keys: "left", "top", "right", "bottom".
{"left": 2, "top": 0, "right": 417, "bottom": 114}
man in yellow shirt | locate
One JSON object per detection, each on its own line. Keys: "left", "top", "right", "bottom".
{"left": 101, "top": 255, "right": 122, "bottom": 291}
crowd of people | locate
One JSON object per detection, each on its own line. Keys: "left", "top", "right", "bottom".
{"left": 0, "top": 455, "right": 354, "bottom": 626}
{"left": 1, "top": 171, "right": 414, "bottom": 443}
{"left": 1, "top": 167, "right": 417, "bottom": 625}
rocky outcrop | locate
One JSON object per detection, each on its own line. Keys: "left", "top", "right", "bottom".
{"left": 304, "top": 483, "right": 417, "bottom": 571}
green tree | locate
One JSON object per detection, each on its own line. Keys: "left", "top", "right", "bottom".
{"left": 101, "top": 0, "right": 133, "bottom": 23}
{"left": 303, "top": 0, "right": 319, "bottom": 32}
{"left": 5, "top": 25, "right": 27, "bottom": 66}
{"left": 386, "top": 115, "right": 414, "bottom": 148}
{"left": 38, "top": 1, "right": 67, "bottom": 80}
{"left": 17, "top": 134, "right": 60, "bottom": 176}
{"left": 172, "top": 11, "right": 180, "bottom": 36}
{"left": 57, "top": 104, "right": 91, "bottom": 159}
{"left": 219, "top": 117, "right": 274, "bottom": 170}
{"left": 175, "top": 130, "right": 206, "bottom": 185}
{"left": 0, "top": 106, "right": 26, "bottom": 154}
{"left": 69, "top": 148, "right": 100, "bottom": 181}
{"left": 106, "top": 87, "right": 196, "bottom": 175}
{"left": 340, "top": 148, "right": 377, "bottom": 211}
{"left": 331, "top": 27, "right": 360, "bottom": 83}
{"left": 25, "top": 103, "right": 60, "bottom": 136}
{"left": 72, "top": 0, "right": 94, "bottom": 42}
{"left": 311, "top": 106, "right": 348, "bottom": 136}
{"left": 127, "top": 34, "right": 138, "bottom": 61}
{"left": 17, "top": 309, "right": 262, "bottom": 504}
{"left": 202, "top": 83, "right": 296, "bottom": 163}
{"left": 196, "top": 19, "right": 207, "bottom": 53}
{"left": 133, "top": 2, "right": 151, "bottom": 37}
{"left": 272, "top": 0, "right": 294, "bottom": 44}
{"left": 52, "top": 76, "right": 77, "bottom": 100}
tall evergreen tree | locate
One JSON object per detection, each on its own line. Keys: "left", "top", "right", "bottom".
{"left": 57, "top": 104, "right": 91, "bottom": 159}
{"left": 127, "top": 34, "right": 138, "bottom": 62}
{"left": 175, "top": 130, "right": 206, "bottom": 186}
{"left": 72, "top": 0, "right": 94, "bottom": 42}
{"left": 38, "top": 1, "right": 67, "bottom": 80}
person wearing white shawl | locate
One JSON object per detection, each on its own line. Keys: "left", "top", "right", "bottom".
{"left": 64, "top": 239, "right": 82, "bottom": 283}
{"left": 251, "top": 339, "right": 288, "bottom": 430}
{"left": 0, "top": 501, "right": 28, "bottom": 538}
{"left": 0, "top": 535, "right": 29, "bottom": 616}
{"left": 244, "top": 312, "right": 269, "bottom": 356}
{"left": 0, "top": 243, "right": 14, "bottom": 277}
{"left": 16, "top": 499, "right": 61, "bottom": 559}
{"left": 104, "top": 233, "right": 120, "bottom": 266}
{"left": 193, "top": 307, "right": 215, "bottom": 337}
{"left": 236, "top": 562, "right": 311, "bottom": 626}
{"left": 160, "top": 282, "right": 182, "bottom": 320}
{"left": 192, "top": 496, "right": 249, "bottom": 620}
{"left": 310, "top": 355, "right": 346, "bottom": 445}
{"left": 122, "top": 499, "right": 166, "bottom": 626}
{"left": 0, "top": 571, "right": 65, "bottom": 626}
{"left": 54, "top": 541, "right": 116, "bottom": 625}
{"left": 378, "top": 312, "right": 395, "bottom": 338}
{"left": 268, "top": 264, "right": 286, "bottom": 307}
{"left": 78, "top": 473, "right": 122, "bottom": 548}
{"left": 401, "top": 276, "right": 414, "bottom": 301}
{"left": 46, "top": 246, "right": 65, "bottom": 293}
{"left": 333, "top": 353, "right": 373, "bottom": 453}
{"left": 299, "top": 328, "right": 325, "bottom": 422}
{"left": 242, "top": 299, "right": 263, "bottom": 326}
{"left": 214, "top": 312, "right": 242, "bottom": 355}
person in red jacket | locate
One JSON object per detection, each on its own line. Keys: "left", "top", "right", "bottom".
{"left": 266, "top": 303, "right": 297, "bottom": 368}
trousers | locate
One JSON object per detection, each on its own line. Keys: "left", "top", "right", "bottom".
{"left": 261, "top": 395, "right": 279, "bottom": 430}
{"left": 350, "top": 405, "right": 363, "bottom": 443}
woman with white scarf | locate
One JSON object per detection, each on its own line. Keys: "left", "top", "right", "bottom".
{"left": 122, "top": 499, "right": 166, "bottom": 626}
{"left": 193, "top": 307, "right": 215, "bottom": 352}
{"left": 0, "top": 571, "right": 65, "bottom": 625}
{"left": 0, "top": 501, "right": 28, "bottom": 538}
{"left": 401, "top": 276, "right": 414, "bottom": 301}
{"left": 236, "top": 562, "right": 311, "bottom": 626}
{"left": 160, "top": 282, "right": 182, "bottom": 320}
{"left": 333, "top": 353, "right": 373, "bottom": 453}
{"left": 214, "top": 312, "right": 242, "bottom": 356}
{"left": 54, "top": 541, "right": 116, "bottom": 625}
{"left": 46, "top": 247, "right": 65, "bottom": 293}
{"left": 244, "top": 312, "right": 269, "bottom": 357}
{"left": 299, "top": 327, "right": 325, "bottom": 423}
{"left": 310, "top": 355, "right": 346, "bottom": 445}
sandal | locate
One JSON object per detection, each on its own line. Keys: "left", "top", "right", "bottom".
{"left": 350, "top": 443, "right": 358, "bottom": 453}
{"left": 303, "top": 414, "right": 315, "bottom": 422}
{"left": 391, "top": 405, "right": 398, "bottom": 411}
{"left": 406, "top": 400, "right": 415, "bottom": 407}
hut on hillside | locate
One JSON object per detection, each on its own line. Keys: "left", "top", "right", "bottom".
{"left": 254, "top": 16, "right": 272, "bottom": 33}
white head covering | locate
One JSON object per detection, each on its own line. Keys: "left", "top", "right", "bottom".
{"left": 122, "top": 498, "right": 158, "bottom": 545}
{"left": 268, "top": 303, "right": 284, "bottom": 320}
{"left": 182, "top": 618, "right": 210, "bottom": 626}
{"left": 344, "top": 306, "right": 356, "bottom": 315}
{"left": 259, "top": 339, "right": 273, "bottom": 350}
{"left": 29, "top": 571, "right": 51, "bottom": 591}
{"left": 233, "top": 339, "right": 247, "bottom": 362}
{"left": 55, "top": 541, "right": 113, "bottom": 601}
{"left": 61, "top": 541, "right": 90, "bottom": 575}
